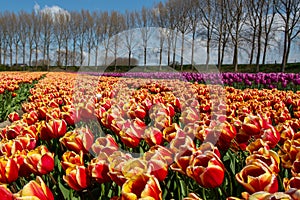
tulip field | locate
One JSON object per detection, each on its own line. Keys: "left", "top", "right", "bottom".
{"left": 1, "top": 71, "right": 300, "bottom": 200}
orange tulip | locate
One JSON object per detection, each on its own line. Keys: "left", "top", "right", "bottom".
{"left": 24, "top": 145, "right": 54, "bottom": 175}
{"left": 121, "top": 174, "right": 162, "bottom": 200}
{"left": 0, "top": 185, "right": 14, "bottom": 200}
{"left": 91, "top": 134, "right": 119, "bottom": 156}
{"left": 63, "top": 166, "right": 89, "bottom": 191}
{"left": 61, "top": 151, "right": 84, "bottom": 171}
{"left": 186, "top": 151, "right": 225, "bottom": 188}
{"left": 235, "top": 161, "right": 278, "bottom": 194}
{"left": 283, "top": 177, "right": 300, "bottom": 191}
{"left": 88, "top": 152, "right": 110, "bottom": 184}
{"left": 0, "top": 156, "right": 19, "bottom": 184}
{"left": 60, "top": 127, "right": 94, "bottom": 154}
{"left": 15, "top": 176, "right": 54, "bottom": 200}
{"left": 108, "top": 151, "right": 133, "bottom": 186}
{"left": 278, "top": 139, "right": 300, "bottom": 168}
{"left": 39, "top": 119, "right": 67, "bottom": 140}
{"left": 144, "top": 127, "right": 164, "bottom": 146}
{"left": 7, "top": 111, "right": 20, "bottom": 122}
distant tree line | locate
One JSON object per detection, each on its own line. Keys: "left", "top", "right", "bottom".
{"left": 0, "top": 0, "right": 299, "bottom": 72}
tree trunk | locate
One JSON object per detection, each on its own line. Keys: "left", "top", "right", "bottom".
{"left": 144, "top": 47, "right": 147, "bottom": 67}
{"left": 104, "top": 48, "right": 108, "bottom": 67}
{"left": 191, "top": 32, "right": 195, "bottom": 71}
{"left": 262, "top": 33, "right": 269, "bottom": 65}
{"left": 233, "top": 42, "right": 238, "bottom": 72}
{"left": 10, "top": 45, "right": 13, "bottom": 66}
{"left": 47, "top": 44, "right": 50, "bottom": 71}
{"left": 249, "top": 28, "right": 256, "bottom": 65}
{"left": 256, "top": 23, "right": 262, "bottom": 72}
{"left": 65, "top": 44, "right": 68, "bottom": 69}
{"left": 88, "top": 45, "right": 91, "bottom": 67}
{"left": 281, "top": 30, "right": 288, "bottom": 72}
{"left": 94, "top": 46, "right": 98, "bottom": 67}
{"left": 206, "top": 32, "right": 211, "bottom": 71}
{"left": 29, "top": 47, "right": 32, "bottom": 67}
{"left": 159, "top": 47, "right": 162, "bottom": 71}
{"left": 128, "top": 50, "right": 131, "bottom": 68}
{"left": 15, "top": 43, "right": 18, "bottom": 65}
{"left": 22, "top": 43, "right": 26, "bottom": 68}
{"left": 180, "top": 32, "right": 184, "bottom": 71}
{"left": 35, "top": 44, "right": 38, "bottom": 69}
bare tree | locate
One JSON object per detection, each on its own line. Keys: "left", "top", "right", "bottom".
{"left": 173, "top": 0, "right": 190, "bottom": 70}
{"left": 3, "top": 12, "right": 15, "bottom": 66}
{"left": 136, "top": 7, "right": 154, "bottom": 68}
{"left": 83, "top": 10, "right": 95, "bottom": 66}
{"left": 109, "top": 11, "right": 125, "bottom": 70}
{"left": 0, "top": 13, "right": 9, "bottom": 65}
{"left": 165, "top": 0, "right": 180, "bottom": 68}
{"left": 224, "top": 0, "right": 247, "bottom": 71}
{"left": 153, "top": 2, "right": 168, "bottom": 70}
{"left": 40, "top": 10, "right": 53, "bottom": 70}
{"left": 53, "top": 11, "right": 68, "bottom": 66}
{"left": 123, "top": 10, "right": 138, "bottom": 67}
{"left": 18, "top": 11, "right": 30, "bottom": 66}
{"left": 26, "top": 11, "right": 36, "bottom": 66}
{"left": 32, "top": 12, "right": 41, "bottom": 68}
{"left": 187, "top": 0, "right": 201, "bottom": 70}
{"left": 69, "top": 11, "right": 80, "bottom": 66}
{"left": 101, "top": 11, "right": 112, "bottom": 67}
{"left": 275, "top": 0, "right": 300, "bottom": 71}
{"left": 77, "top": 10, "right": 88, "bottom": 67}
{"left": 214, "top": 0, "right": 231, "bottom": 69}
{"left": 198, "top": 0, "right": 218, "bottom": 70}
{"left": 262, "top": 0, "right": 276, "bottom": 65}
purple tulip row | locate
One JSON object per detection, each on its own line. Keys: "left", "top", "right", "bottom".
{"left": 78, "top": 71, "right": 300, "bottom": 89}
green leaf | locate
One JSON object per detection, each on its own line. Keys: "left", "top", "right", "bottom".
{"left": 59, "top": 182, "right": 71, "bottom": 200}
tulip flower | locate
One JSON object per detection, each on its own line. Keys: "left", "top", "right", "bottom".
{"left": 0, "top": 185, "right": 14, "bottom": 200}
{"left": 108, "top": 151, "right": 133, "bottom": 186}
{"left": 63, "top": 166, "right": 89, "bottom": 191}
{"left": 246, "top": 150, "right": 280, "bottom": 175}
{"left": 7, "top": 111, "right": 20, "bottom": 122}
{"left": 144, "top": 127, "right": 164, "bottom": 146}
{"left": 204, "top": 121, "right": 237, "bottom": 151}
{"left": 235, "top": 161, "right": 278, "bottom": 194}
{"left": 6, "top": 123, "right": 23, "bottom": 140}
{"left": 88, "top": 152, "right": 110, "bottom": 184}
{"left": 0, "top": 156, "right": 19, "bottom": 184}
{"left": 186, "top": 151, "right": 225, "bottom": 188}
{"left": 260, "top": 124, "right": 280, "bottom": 149}
{"left": 24, "top": 145, "right": 54, "bottom": 175}
{"left": 61, "top": 151, "right": 84, "bottom": 171}
{"left": 23, "top": 110, "right": 39, "bottom": 126}
{"left": 147, "top": 158, "right": 168, "bottom": 182}
{"left": 283, "top": 177, "right": 300, "bottom": 191}
{"left": 121, "top": 174, "right": 162, "bottom": 200}
{"left": 91, "top": 134, "right": 119, "bottom": 156}
{"left": 39, "top": 119, "right": 67, "bottom": 140}
{"left": 60, "top": 127, "right": 94, "bottom": 154}
{"left": 279, "top": 139, "right": 300, "bottom": 168}
{"left": 15, "top": 176, "right": 54, "bottom": 200}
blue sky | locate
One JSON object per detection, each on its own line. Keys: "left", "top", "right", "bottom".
{"left": 0, "top": 0, "right": 163, "bottom": 13}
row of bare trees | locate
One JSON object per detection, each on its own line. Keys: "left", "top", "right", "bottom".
{"left": 0, "top": 0, "right": 299, "bottom": 72}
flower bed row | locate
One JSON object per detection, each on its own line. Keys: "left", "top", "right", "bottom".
{"left": 0, "top": 72, "right": 45, "bottom": 122}
{"left": 0, "top": 72, "right": 300, "bottom": 199}
{"left": 87, "top": 72, "right": 300, "bottom": 91}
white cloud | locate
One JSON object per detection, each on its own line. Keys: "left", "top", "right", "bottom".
{"left": 34, "top": 3, "right": 70, "bottom": 20}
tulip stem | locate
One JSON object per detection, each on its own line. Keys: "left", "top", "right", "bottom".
{"left": 49, "top": 173, "right": 57, "bottom": 185}
{"left": 10, "top": 183, "right": 18, "bottom": 194}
